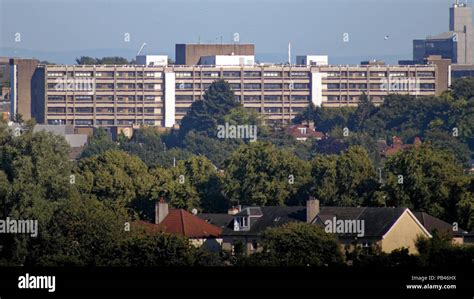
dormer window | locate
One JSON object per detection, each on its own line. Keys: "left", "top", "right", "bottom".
{"left": 238, "top": 216, "right": 248, "bottom": 228}
{"left": 299, "top": 127, "right": 307, "bottom": 135}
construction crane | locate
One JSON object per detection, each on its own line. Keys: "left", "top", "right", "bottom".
{"left": 137, "top": 43, "right": 147, "bottom": 56}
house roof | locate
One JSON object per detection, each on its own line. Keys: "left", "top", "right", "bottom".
{"left": 315, "top": 207, "right": 410, "bottom": 238}
{"left": 412, "top": 212, "right": 467, "bottom": 237}
{"left": 135, "top": 209, "right": 222, "bottom": 238}
{"left": 286, "top": 124, "right": 324, "bottom": 139}
{"left": 236, "top": 207, "right": 263, "bottom": 217}
{"left": 200, "top": 206, "right": 307, "bottom": 236}
{"left": 200, "top": 206, "right": 434, "bottom": 239}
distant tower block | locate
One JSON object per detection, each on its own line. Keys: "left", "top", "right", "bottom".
{"left": 450, "top": 1, "right": 473, "bottom": 64}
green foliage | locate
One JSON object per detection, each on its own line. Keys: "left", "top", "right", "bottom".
{"left": 80, "top": 128, "right": 117, "bottom": 159}
{"left": 148, "top": 155, "right": 227, "bottom": 213}
{"left": 75, "top": 150, "right": 154, "bottom": 207}
{"left": 120, "top": 127, "right": 191, "bottom": 167}
{"left": 224, "top": 142, "right": 311, "bottom": 206}
{"left": 310, "top": 146, "right": 380, "bottom": 206}
{"left": 416, "top": 231, "right": 474, "bottom": 267}
{"left": 451, "top": 77, "right": 474, "bottom": 100}
{"left": 181, "top": 131, "right": 241, "bottom": 168}
{"left": 384, "top": 145, "right": 473, "bottom": 230}
{"left": 75, "top": 56, "right": 130, "bottom": 65}
{"left": 179, "top": 79, "right": 240, "bottom": 138}
{"left": 241, "top": 223, "right": 343, "bottom": 266}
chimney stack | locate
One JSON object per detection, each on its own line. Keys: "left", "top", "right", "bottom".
{"left": 155, "top": 197, "right": 169, "bottom": 224}
{"left": 306, "top": 196, "right": 320, "bottom": 223}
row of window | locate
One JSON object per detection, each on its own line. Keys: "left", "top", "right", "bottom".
{"left": 48, "top": 95, "right": 161, "bottom": 102}
{"left": 48, "top": 107, "right": 158, "bottom": 114}
{"left": 47, "top": 119, "right": 158, "bottom": 126}
{"left": 48, "top": 71, "right": 162, "bottom": 78}
{"left": 326, "top": 71, "right": 435, "bottom": 78}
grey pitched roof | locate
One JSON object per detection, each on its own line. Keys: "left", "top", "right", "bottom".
{"left": 200, "top": 206, "right": 306, "bottom": 236}
{"left": 315, "top": 207, "right": 407, "bottom": 238}
{"left": 236, "top": 207, "right": 263, "bottom": 217}
{"left": 412, "top": 212, "right": 467, "bottom": 237}
{"left": 200, "top": 206, "right": 412, "bottom": 238}
{"left": 200, "top": 206, "right": 457, "bottom": 239}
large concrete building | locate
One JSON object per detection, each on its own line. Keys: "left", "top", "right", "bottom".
{"left": 175, "top": 44, "right": 255, "bottom": 65}
{"left": 9, "top": 58, "right": 39, "bottom": 121}
{"left": 414, "top": 1, "right": 473, "bottom": 64}
{"left": 28, "top": 62, "right": 438, "bottom": 128}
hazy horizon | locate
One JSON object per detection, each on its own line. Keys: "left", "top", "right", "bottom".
{"left": 0, "top": 0, "right": 471, "bottom": 64}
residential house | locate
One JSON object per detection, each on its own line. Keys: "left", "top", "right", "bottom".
{"left": 133, "top": 200, "right": 223, "bottom": 252}
{"left": 380, "top": 136, "right": 421, "bottom": 157}
{"left": 286, "top": 121, "right": 325, "bottom": 141}
{"left": 200, "top": 198, "right": 434, "bottom": 255}
{"left": 412, "top": 211, "right": 468, "bottom": 245}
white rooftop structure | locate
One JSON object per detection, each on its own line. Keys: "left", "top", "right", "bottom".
{"left": 136, "top": 55, "right": 168, "bottom": 66}
{"left": 200, "top": 55, "right": 255, "bottom": 66}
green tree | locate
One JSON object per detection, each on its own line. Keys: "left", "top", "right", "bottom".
{"left": 310, "top": 146, "right": 380, "bottom": 206}
{"left": 384, "top": 145, "right": 473, "bottom": 230}
{"left": 80, "top": 128, "right": 118, "bottom": 159}
{"left": 224, "top": 142, "right": 311, "bottom": 206}
{"left": 451, "top": 77, "right": 474, "bottom": 100}
{"left": 242, "top": 222, "right": 343, "bottom": 266}
{"left": 75, "top": 150, "right": 154, "bottom": 208}
{"left": 179, "top": 79, "right": 240, "bottom": 138}
{"left": 349, "top": 93, "right": 376, "bottom": 131}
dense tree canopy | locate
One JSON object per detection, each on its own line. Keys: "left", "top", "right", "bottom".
{"left": 224, "top": 142, "right": 311, "bottom": 206}
{"left": 241, "top": 223, "right": 343, "bottom": 266}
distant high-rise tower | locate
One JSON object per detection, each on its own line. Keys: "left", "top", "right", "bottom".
{"left": 449, "top": 1, "right": 473, "bottom": 64}
{"left": 412, "top": 1, "right": 473, "bottom": 65}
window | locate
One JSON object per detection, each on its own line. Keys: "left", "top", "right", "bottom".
{"left": 244, "top": 71, "right": 260, "bottom": 77}
{"left": 47, "top": 72, "right": 65, "bottom": 77}
{"left": 299, "top": 127, "right": 307, "bottom": 135}
{"left": 75, "top": 119, "right": 93, "bottom": 125}
{"left": 244, "top": 83, "right": 261, "bottom": 90}
{"left": 47, "top": 107, "right": 65, "bottom": 113}
{"left": 96, "top": 120, "right": 114, "bottom": 125}
{"left": 202, "top": 71, "right": 219, "bottom": 78}
{"left": 229, "top": 83, "right": 241, "bottom": 90}
{"left": 176, "top": 72, "right": 192, "bottom": 78}
{"left": 76, "top": 107, "right": 93, "bottom": 113}
{"left": 244, "top": 95, "right": 261, "bottom": 102}
{"left": 75, "top": 72, "right": 92, "bottom": 77}
{"left": 223, "top": 71, "right": 240, "bottom": 78}
{"left": 75, "top": 95, "right": 92, "bottom": 101}
{"left": 48, "top": 95, "right": 65, "bottom": 101}
{"left": 264, "top": 72, "right": 282, "bottom": 77}
{"left": 264, "top": 83, "right": 282, "bottom": 90}
{"left": 238, "top": 217, "right": 248, "bottom": 228}
{"left": 264, "top": 95, "right": 281, "bottom": 102}
{"left": 252, "top": 240, "right": 258, "bottom": 251}
{"left": 290, "top": 72, "right": 309, "bottom": 77}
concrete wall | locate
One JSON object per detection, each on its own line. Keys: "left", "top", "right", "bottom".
{"left": 9, "top": 58, "right": 39, "bottom": 120}
{"left": 175, "top": 44, "right": 255, "bottom": 65}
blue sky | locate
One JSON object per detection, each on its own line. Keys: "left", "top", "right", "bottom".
{"left": 0, "top": 0, "right": 470, "bottom": 64}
